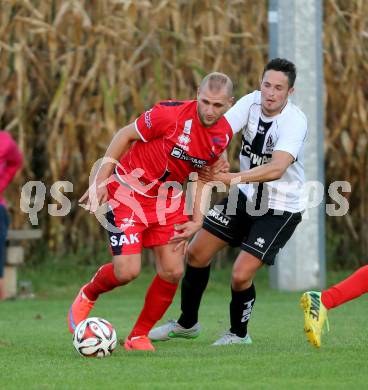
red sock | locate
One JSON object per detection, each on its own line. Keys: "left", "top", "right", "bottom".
{"left": 321, "top": 265, "right": 368, "bottom": 309}
{"left": 128, "top": 275, "right": 178, "bottom": 339}
{"left": 83, "top": 263, "right": 122, "bottom": 301}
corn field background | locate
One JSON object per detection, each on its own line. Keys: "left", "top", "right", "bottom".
{"left": 0, "top": 0, "right": 367, "bottom": 267}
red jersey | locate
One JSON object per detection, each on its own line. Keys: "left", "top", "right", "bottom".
{"left": 115, "top": 100, "right": 233, "bottom": 196}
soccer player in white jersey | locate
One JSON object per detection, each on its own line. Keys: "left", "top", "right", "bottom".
{"left": 149, "top": 58, "right": 308, "bottom": 345}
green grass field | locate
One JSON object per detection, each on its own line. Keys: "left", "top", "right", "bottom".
{"left": 0, "top": 264, "right": 367, "bottom": 390}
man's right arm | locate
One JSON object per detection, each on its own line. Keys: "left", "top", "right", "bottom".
{"left": 81, "top": 102, "right": 173, "bottom": 211}
{"left": 95, "top": 123, "right": 141, "bottom": 183}
{"left": 80, "top": 123, "right": 141, "bottom": 211}
{"left": 95, "top": 102, "right": 173, "bottom": 185}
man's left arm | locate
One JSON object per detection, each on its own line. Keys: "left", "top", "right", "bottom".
{"left": 226, "top": 150, "right": 294, "bottom": 184}
{"left": 206, "top": 116, "right": 307, "bottom": 185}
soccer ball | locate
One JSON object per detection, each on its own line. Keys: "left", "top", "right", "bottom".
{"left": 73, "top": 317, "right": 117, "bottom": 357}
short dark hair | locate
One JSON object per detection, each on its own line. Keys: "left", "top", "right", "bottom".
{"left": 262, "top": 58, "right": 297, "bottom": 88}
{"left": 199, "top": 72, "right": 233, "bottom": 97}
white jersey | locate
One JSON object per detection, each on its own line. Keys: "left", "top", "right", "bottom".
{"left": 224, "top": 90, "right": 308, "bottom": 213}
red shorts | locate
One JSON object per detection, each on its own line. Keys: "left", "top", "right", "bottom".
{"left": 105, "top": 180, "right": 188, "bottom": 255}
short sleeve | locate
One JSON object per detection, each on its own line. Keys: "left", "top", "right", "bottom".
{"left": 274, "top": 114, "right": 308, "bottom": 160}
{"left": 224, "top": 91, "right": 258, "bottom": 134}
{"left": 135, "top": 102, "right": 175, "bottom": 142}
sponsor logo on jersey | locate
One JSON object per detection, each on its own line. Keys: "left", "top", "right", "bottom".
{"left": 176, "top": 119, "right": 193, "bottom": 150}
{"left": 183, "top": 119, "right": 193, "bottom": 135}
{"left": 241, "top": 143, "right": 272, "bottom": 166}
{"left": 257, "top": 125, "right": 265, "bottom": 134}
{"left": 208, "top": 208, "right": 230, "bottom": 226}
{"left": 178, "top": 133, "right": 191, "bottom": 145}
{"left": 170, "top": 146, "right": 207, "bottom": 168}
{"left": 265, "top": 134, "right": 275, "bottom": 154}
{"left": 120, "top": 218, "right": 135, "bottom": 230}
{"left": 211, "top": 136, "right": 222, "bottom": 145}
{"left": 254, "top": 237, "right": 265, "bottom": 248}
{"left": 144, "top": 109, "right": 153, "bottom": 128}
{"left": 176, "top": 143, "right": 189, "bottom": 151}
{"left": 171, "top": 147, "right": 183, "bottom": 159}
{"left": 210, "top": 136, "right": 228, "bottom": 157}
{"left": 110, "top": 233, "right": 140, "bottom": 246}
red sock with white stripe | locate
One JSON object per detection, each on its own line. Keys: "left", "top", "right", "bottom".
{"left": 128, "top": 274, "right": 178, "bottom": 339}
{"left": 83, "top": 263, "right": 122, "bottom": 301}
{"left": 321, "top": 265, "right": 368, "bottom": 309}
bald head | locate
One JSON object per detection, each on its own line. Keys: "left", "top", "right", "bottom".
{"left": 197, "top": 72, "right": 234, "bottom": 127}
{"left": 199, "top": 72, "right": 233, "bottom": 97}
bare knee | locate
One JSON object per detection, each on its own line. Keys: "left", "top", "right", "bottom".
{"left": 231, "top": 264, "right": 254, "bottom": 291}
{"left": 113, "top": 262, "right": 141, "bottom": 284}
{"left": 158, "top": 266, "right": 184, "bottom": 284}
{"left": 187, "top": 246, "right": 211, "bottom": 268}
{"left": 231, "top": 252, "right": 263, "bottom": 291}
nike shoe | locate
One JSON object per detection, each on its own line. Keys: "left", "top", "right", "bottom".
{"left": 300, "top": 291, "right": 329, "bottom": 348}
{"left": 124, "top": 336, "right": 155, "bottom": 351}
{"left": 148, "top": 320, "right": 201, "bottom": 341}
{"left": 212, "top": 331, "right": 252, "bottom": 346}
{"left": 67, "top": 285, "right": 95, "bottom": 334}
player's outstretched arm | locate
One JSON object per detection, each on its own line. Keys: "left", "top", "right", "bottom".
{"left": 79, "top": 123, "right": 141, "bottom": 212}
{"left": 197, "top": 156, "right": 230, "bottom": 184}
{"left": 203, "top": 150, "right": 294, "bottom": 186}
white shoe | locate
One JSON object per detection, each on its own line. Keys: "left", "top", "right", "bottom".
{"left": 212, "top": 331, "right": 252, "bottom": 346}
{"left": 148, "top": 320, "right": 201, "bottom": 341}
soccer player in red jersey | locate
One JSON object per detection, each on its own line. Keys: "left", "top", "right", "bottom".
{"left": 301, "top": 265, "right": 368, "bottom": 347}
{"left": 68, "top": 72, "right": 234, "bottom": 351}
